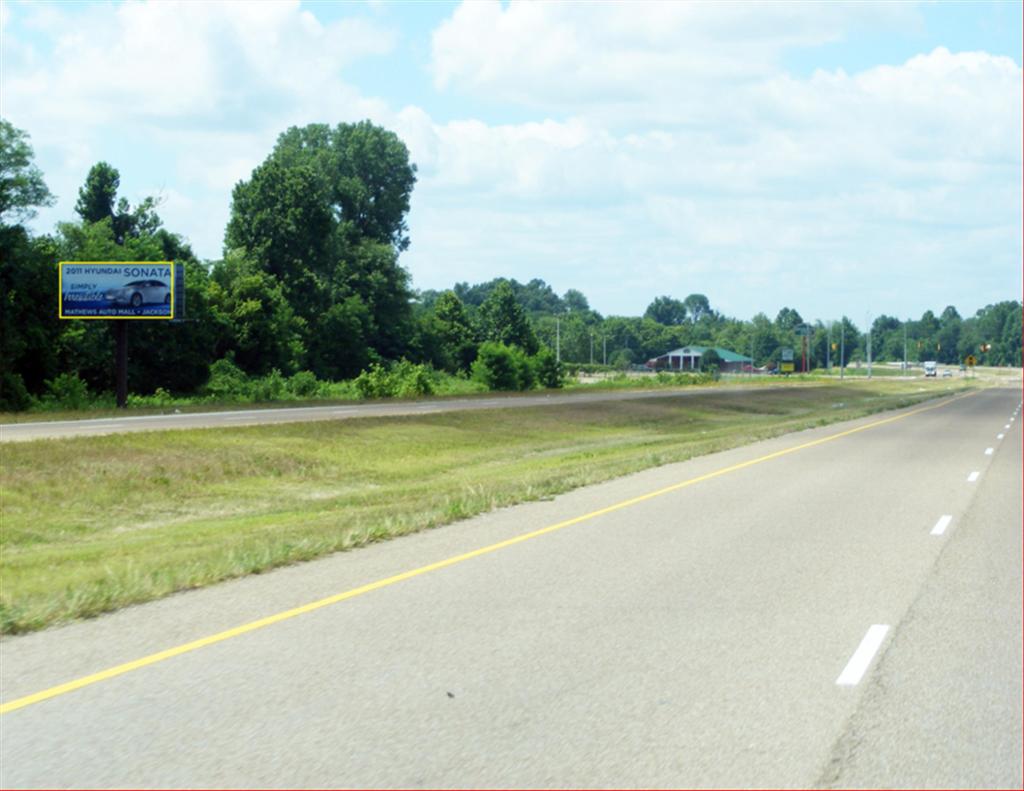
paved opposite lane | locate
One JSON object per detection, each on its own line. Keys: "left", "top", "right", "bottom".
{"left": 0, "top": 385, "right": 789, "bottom": 442}
{"left": 1, "top": 387, "right": 1020, "bottom": 787}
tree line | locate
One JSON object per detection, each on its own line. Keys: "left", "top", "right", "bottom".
{"left": 1, "top": 118, "right": 1020, "bottom": 411}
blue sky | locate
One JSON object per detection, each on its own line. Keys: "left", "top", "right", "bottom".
{"left": 2, "top": 0, "right": 1021, "bottom": 326}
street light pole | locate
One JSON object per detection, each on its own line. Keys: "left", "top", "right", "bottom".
{"left": 903, "top": 321, "right": 907, "bottom": 376}
{"left": 556, "top": 317, "right": 560, "bottom": 364}
{"left": 865, "top": 312, "right": 872, "bottom": 379}
{"left": 826, "top": 321, "right": 831, "bottom": 374}
{"left": 840, "top": 321, "right": 845, "bottom": 381}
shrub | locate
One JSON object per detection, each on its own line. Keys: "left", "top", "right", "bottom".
{"left": 287, "top": 370, "right": 320, "bottom": 398}
{"left": 535, "top": 348, "right": 564, "bottom": 389}
{"left": 472, "top": 342, "right": 519, "bottom": 391}
{"left": 251, "top": 369, "right": 287, "bottom": 402}
{"left": 205, "top": 358, "right": 251, "bottom": 400}
{"left": 353, "top": 363, "right": 392, "bottom": 399}
{"left": 354, "top": 360, "right": 435, "bottom": 399}
{"left": 41, "top": 372, "right": 91, "bottom": 410}
{"left": 391, "top": 360, "right": 434, "bottom": 397}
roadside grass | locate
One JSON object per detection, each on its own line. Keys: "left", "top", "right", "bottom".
{"left": 0, "top": 379, "right": 978, "bottom": 634}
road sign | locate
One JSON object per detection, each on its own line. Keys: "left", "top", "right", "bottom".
{"left": 965, "top": 355, "right": 977, "bottom": 366}
{"left": 781, "top": 347, "right": 795, "bottom": 362}
{"left": 780, "top": 362, "right": 795, "bottom": 373}
{"left": 794, "top": 323, "right": 812, "bottom": 337}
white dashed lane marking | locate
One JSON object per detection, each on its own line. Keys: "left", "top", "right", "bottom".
{"left": 836, "top": 625, "right": 890, "bottom": 686}
{"left": 931, "top": 515, "right": 953, "bottom": 536}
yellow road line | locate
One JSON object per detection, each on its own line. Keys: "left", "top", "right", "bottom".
{"left": 0, "top": 390, "right": 978, "bottom": 715}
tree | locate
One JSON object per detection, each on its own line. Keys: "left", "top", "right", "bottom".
{"left": 431, "top": 291, "right": 477, "bottom": 372}
{"left": 0, "top": 227, "right": 60, "bottom": 407}
{"left": 265, "top": 121, "right": 417, "bottom": 251}
{"left": 75, "top": 161, "right": 165, "bottom": 245}
{"left": 209, "top": 251, "right": 306, "bottom": 376}
{"left": 224, "top": 158, "right": 332, "bottom": 292}
{"left": 477, "top": 281, "right": 538, "bottom": 353}
{"left": 0, "top": 120, "right": 55, "bottom": 225}
{"left": 225, "top": 121, "right": 418, "bottom": 377}
{"left": 563, "top": 289, "right": 590, "bottom": 314}
{"left": 644, "top": 295, "right": 687, "bottom": 325}
{"left": 683, "top": 293, "right": 712, "bottom": 323}
{"left": 75, "top": 162, "right": 120, "bottom": 224}
{"left": 775, "top": 307, "right": 803, "bottom": 331}
{"left": 700, "top": 348, "right": 722, "bottom": 373}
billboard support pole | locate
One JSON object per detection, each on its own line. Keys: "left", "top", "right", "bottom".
{"left": 115, "top": 320, "right": 128, "bottom": 409}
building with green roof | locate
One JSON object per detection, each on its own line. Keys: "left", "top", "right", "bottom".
{"left": 645, "top": 346, "right": 753, "bottom": 373}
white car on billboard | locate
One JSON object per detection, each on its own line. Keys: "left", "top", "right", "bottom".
{"left": 104, "top": 279, "right": 170, "bottom": 308}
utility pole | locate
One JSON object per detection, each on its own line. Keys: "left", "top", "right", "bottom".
{"left": 903, "top": 321, "right": 907, "bottom": 376}
{"left": 603, "top": 335, "right": 607, "bottom": 366}
{"left": 826, "top": 322, "right": 831, "bottom": 374}
{"left": 590, "top": 332, "right": 594, "bottom": 364}
{"left": 840, "top": 321, "right": 845, "bottom": 381}
{"left": 555, "top": 317, "right": 560, "bottom": 364}
{"left": 865, "top": 313, "right": 872, "bottom": 379}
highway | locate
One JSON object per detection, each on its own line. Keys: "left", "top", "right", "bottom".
{"left": 1, "top": 387, "right": 1020, "bottom": 788}
{"left": 0, "top": 385, "right": 786, "bottom": 442}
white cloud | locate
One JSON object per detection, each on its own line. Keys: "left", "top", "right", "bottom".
{"left": 5, "top": 0, "right": 399, "bottom": 255}
{"left": 431, "top": 0, "right": 918, "bottom": 119}
{"left": 411, "top": 8, "right": 1022, "bottom": 318}
{"left": 9, "top": 0, "right": 395, "bottom": 128}
{"left": 4, "top": 0, "right": 1019, "bottom": 322}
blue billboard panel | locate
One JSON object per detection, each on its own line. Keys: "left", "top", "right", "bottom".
{"left": 60, "top": 262, "right": 175, "bottom": 319}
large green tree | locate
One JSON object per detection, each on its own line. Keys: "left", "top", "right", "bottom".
{"left": 0, "top": 121, "right": 58, "bottom": 408}
{"left": 0, "top": 120, "right": 55, "bottom": 225}
{"left": 644, "top": 295, "right": 687, "bottom": 326}
{"left": 477, "top": 281, "right": 538, "bottom": 353}
{"left": 225, "top": 121, "right": 417, "bottom": 378}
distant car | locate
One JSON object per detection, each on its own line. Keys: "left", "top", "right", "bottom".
{"left": 105, "top": 280, "right": 170, "bottom": 308}
{"left": 942, "top": 369, "right": 953, "bottom": 377}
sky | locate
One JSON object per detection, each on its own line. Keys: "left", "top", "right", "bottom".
{"left": 2, "top": 0, "right": 1021, "bottom": 325}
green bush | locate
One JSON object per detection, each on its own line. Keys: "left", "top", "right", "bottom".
{"left": 392, "top": 360, "right": 434, "bottom": 397}
{"left": 41, "top": 372, "right": 92, "bottom": 410}
{"left": 535, "top": 348, "right": 564, "bottom": 389}
{"left": 472, "top": 342, "right": 519, "bottom": 391}
{"left": 251, "top": 369, "right": 287, "bottom": 402}
{"left": 205, "top": 358, "right": 251, "bottom": 400}
{"left": 287, "top": 370, "right": 320, "bottom": 398}
{"left": 354, "top": 360, "right": 435, "bottom": 399}
{"left": 470, "top": 342, "right": 552, "bottom": 391}
{"left": 125, "top": 387, "right": 179, "bottom": 408}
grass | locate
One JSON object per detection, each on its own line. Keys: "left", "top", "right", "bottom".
{"left": 0, "top": 379, "right": 980, "bottom": 634}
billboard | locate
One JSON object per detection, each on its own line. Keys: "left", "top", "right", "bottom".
{"left": 60, "top": 262, "right": 174, "bottom": 319}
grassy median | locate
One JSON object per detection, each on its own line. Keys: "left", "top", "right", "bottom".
{"left": 0, "top": 379, "right": 977, "bottom": 633}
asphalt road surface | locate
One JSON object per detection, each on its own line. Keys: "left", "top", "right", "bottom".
{"left": 0, "top": 386, "right": 785, "bottom": 442}
{"left": 1, "top": 387, "right": 1020, "bottom": 788}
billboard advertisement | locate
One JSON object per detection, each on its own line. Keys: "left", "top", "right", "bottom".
{"left": 60, "top": 262, "right": 174, "bottom": 319}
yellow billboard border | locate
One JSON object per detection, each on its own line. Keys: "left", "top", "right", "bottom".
{"left": 59, "top": 261, "right": 175, "bottom": 320}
